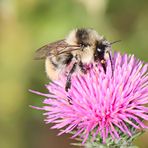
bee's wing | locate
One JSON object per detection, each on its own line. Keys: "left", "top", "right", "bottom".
{"left": 34, "top": 39, "right": 68, "bottom": 60}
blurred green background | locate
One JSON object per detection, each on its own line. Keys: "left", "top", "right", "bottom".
{"left": 0, "top": 0, "right": 148, "bottom": 148}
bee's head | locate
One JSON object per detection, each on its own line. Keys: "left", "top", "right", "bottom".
{"left": 66, "top": 28, "right": 112, "bottom": 61}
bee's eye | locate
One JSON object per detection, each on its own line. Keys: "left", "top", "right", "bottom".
{"left": 97, "top": 48, "right": 102, "bottom": 52}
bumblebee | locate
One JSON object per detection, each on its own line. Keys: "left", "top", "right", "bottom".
{"left": 35, "top": 28, "right": 117, "bottom": 91}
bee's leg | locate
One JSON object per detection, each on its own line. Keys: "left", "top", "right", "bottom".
{"left": 65, "top": 62, "right": 77, "bottom": 91}
{"left": 79, "top": 61, "right": 87, "bottom": 74}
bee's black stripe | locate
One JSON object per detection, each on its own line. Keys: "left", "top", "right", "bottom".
{"left": 50, "top": 53, "right": 73, "bottom": 68}
{"left": 63, "top": 54, "right": 73, "bottom": 65}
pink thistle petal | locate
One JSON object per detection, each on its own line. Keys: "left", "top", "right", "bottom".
{"left": 30, "top": 105, "right": 43, "bottom": 110}
{"left": 29, "top": 89, "right": 50, "bottom": 97}
{"left": 113, "top": 121, "right": 131, "bottom": 136}
{"left": 120, "top": 121, "right": 132, "bottom": 136}
{"left": 71, "top": 127, "right": 85, "bottom": 139}
{"left": 109, "top": 122, "right": 120, "bottom": 139}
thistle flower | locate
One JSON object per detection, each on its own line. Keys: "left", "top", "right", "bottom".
{"left": 31, "top": 52, "right": 148, "bottom": 147}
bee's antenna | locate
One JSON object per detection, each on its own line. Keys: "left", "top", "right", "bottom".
{"left": 110, "top": 40, "right": 121, "bottom": 45}
{"left": 107, "top": 51, "right": 113, "bottom": 77}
